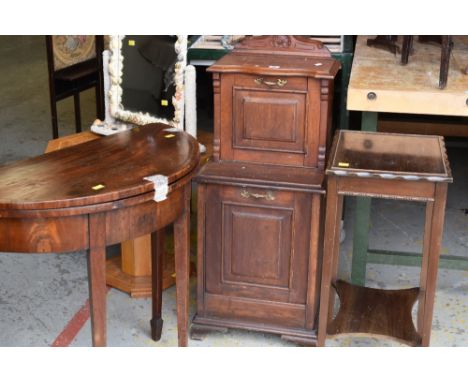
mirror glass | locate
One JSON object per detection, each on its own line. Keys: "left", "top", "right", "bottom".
{"left": 108, "top": 35, "right": 187, "bottom": 128}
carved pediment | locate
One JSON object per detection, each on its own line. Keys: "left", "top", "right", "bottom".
{"left": 233, "top": 35, "right": 332, "bottom": 57}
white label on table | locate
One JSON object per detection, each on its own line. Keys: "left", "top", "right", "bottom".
{"left": 143, "top": 174, "right": 169, "bottom": 202}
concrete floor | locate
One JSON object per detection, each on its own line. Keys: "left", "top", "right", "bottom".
{"left": 0, "top": 36, "right": 466, "bottom": 347}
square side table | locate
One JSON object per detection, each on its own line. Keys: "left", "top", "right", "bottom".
{"left": 317, "top": 130, "right": 452, "bottom": 346}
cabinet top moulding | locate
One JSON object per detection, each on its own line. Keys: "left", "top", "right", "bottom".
{"left": 207, "top": 35, "right": 341, "bottom": 79}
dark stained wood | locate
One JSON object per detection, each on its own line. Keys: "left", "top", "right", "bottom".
{"left": 192, "top": 314, "right": 317, "bottom": 346}
{"left": 366, "top": 35, "right": 400, "bottom": 54}
{"left": 150, "top": 229, "right": 165, "bottom": 341}
{"left": 46, "top": 35, "right": 105, "bottom": 138}
{"left": 305, "top": 193, "right": 324, "bottom": 330}
{"left": 209, "top": 36, "right": 340, "bottom": 79}
{"left": 317, "top": 176, "right": 343, "bottom": 346}
{"left": 209, "top": 38, "right": 339, "bottom": 169}
{"left": 328, "top": 280, "right": 421, "bottom": 346}
{"left": 230, "top": 86, "right": 307, "bottom": 166}
{"left": 419, "top": 182, "right": 448, "bottom": 346}
{"left": 318, "top": 130, "right": 452, "bottom": 347}
{"left": 196, "top": 160, "right": 324, "bottom": 192}
{"left": 87, "top": 212, "right": 107, "bottom": 347}
{"left": 401, "top": 36, "right": 413, "bottom": 65}
{"left": 233, "top": 35, "right": 333, "bottom": 58}
{"left": 328, "top": 131, "right": 452, "bottom": 180}
{"left": 173, "top": 183, "right": 191, "bottom": 347}
{"left": 0, "top": 124, "right": 200, "bottom": 347}
{"left": 0, "top": 124, "right": 199, "bottom": 210}
{"left": 194, "top": 36, "right": 339, "bottom": 344}
{"left": 0, "top": 215, "right": 88, "bottom": 253}
{"left": 44, "top": 131, "right": 187, "bottom": 300}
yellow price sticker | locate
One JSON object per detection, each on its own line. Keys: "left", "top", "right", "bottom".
{"left": 92, "top": 184, "right": 105, "bottom": 191}
{"left": 128, "top": 40, "right": 135, "bottom": 46}
{"left": 338, "top": 162, "right": 350, "bottom": 168}
{"left": 161, "top": 99, "right": 168, "bottom": 106}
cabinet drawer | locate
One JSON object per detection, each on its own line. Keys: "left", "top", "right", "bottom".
{"left": 203, "top": 184, "right": 311, "bottom": 305}
{"left": 234, "top": 74, "right": 307, "bottom": 92}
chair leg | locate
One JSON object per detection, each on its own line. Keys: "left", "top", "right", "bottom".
{"left": 74, "top": 93, "right": 82, "bottom": 133}
{"left": 50, "top": 99, "right": 59, "bottom": 139}
{"left": 439, "top": 36, "right": 452, "bottom": 89}
{"left": 401, "top": 36, "right": 413, "bottom": 65}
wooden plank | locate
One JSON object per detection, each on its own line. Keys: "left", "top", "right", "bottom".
{"left": 347, "top": 36, "right": 468, "bottom": 116}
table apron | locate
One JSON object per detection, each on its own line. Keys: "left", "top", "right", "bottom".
{"left": 336, "top": 177, "right": 436, "bottom": 202}
{"left": 0, "top": 186, "right": 185, "bottom": 253}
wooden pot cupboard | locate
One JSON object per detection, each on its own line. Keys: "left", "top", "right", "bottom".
{"left": 192, "top": 36, "right": 340, "bottom": 345}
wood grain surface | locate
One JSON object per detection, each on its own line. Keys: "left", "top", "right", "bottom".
{"left": 0, "top": 123, "right": 199, "bottom": 210}
{"left": 348, "top": 36, "right": 468, "bottom": 116}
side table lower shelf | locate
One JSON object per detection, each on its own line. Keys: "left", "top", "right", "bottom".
{"left": 328, "top": 280, "right": 421, "bottom": 346}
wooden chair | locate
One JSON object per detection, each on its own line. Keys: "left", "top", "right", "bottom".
{"left": 46, "top": 35, "right": 105, "bottom": 138}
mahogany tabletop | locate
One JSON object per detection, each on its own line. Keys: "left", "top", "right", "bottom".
{"left": 327, "top": 130, "right": 453, "bottom": 183}
{"left": 0, "top": 124, "right": 199, "bottom": 211}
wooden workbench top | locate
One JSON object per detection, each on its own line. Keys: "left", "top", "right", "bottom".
{"left": 347, "top": 35, "right": 468, "bottom": 116}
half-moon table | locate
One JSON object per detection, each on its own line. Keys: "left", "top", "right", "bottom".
{"left": 0, "top": 123, "right": 200, "bottom": 346}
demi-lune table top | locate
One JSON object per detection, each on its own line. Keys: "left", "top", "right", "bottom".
{"left": 0, "top": 124, "right": 199, "bottom": 211}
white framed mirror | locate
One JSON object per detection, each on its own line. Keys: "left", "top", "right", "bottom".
{"left": 108, "top": 35, "right": 187, "bottom": 129}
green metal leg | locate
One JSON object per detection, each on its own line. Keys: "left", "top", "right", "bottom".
{"left": 351, "top": 197, "right": 371, "bottom": 285}
{"left": 360, "top": 111, "right": 379, "bottom": 133}
{"left": 350, "top": 112, "right": 378, "bottom": 286}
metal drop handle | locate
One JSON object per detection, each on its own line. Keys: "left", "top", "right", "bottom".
{"left": 240, "top": 189, "right": 275, "bottom": 201}
{"left": 254, "top": 78, "right": 288, "bottom": 88}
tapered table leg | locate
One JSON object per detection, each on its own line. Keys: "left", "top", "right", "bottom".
{"left": 151, "top": 229, "right": 165, "bottom": 341}
{"left": 317, "top": 177, "right": 344, "bottom": 346}
{"left": 87, "top": 213, "right": 107, "bottom": 347}
{"left": 173, "top": 184, "right": 191, "bottom": 347}
{"left": 419, "top": 183, "right": 448, "bottom": 346}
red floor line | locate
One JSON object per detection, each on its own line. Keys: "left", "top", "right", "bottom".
{"left": 51, "top": 287, "right": 111, "bottom": 347}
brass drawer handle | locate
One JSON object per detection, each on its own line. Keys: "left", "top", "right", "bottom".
{"left": 254, "top": 78, "right": 288, "bottom": 88}
{"left": 240, "top": 189, "right": 275, "bottom": 201}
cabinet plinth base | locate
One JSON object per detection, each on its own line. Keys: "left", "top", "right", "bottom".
{"left": 328, "top": 280, "right": 421, "bottom": 346}
{"left": 191, "top": 314, "right": 317, "bottom": 346}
